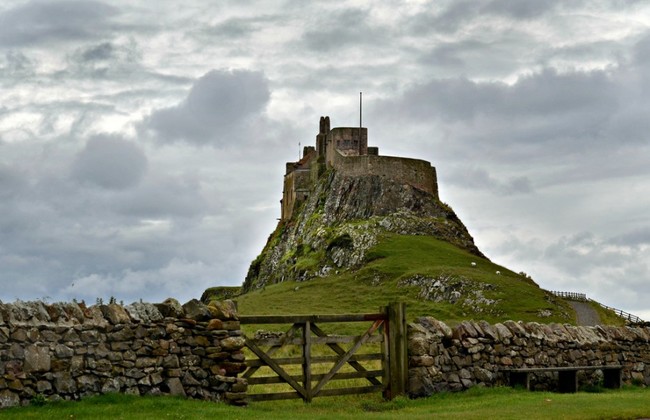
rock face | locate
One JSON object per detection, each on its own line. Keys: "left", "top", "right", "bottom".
{"left": 243, "top": 170, "right": 482, "bottom": 292}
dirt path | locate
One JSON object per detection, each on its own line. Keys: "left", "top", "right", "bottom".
{"left": 568, "top": 301, "right": 601, "bottom": 326}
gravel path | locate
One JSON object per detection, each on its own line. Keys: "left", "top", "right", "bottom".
{"left": 568, "top": 301, "right": 601, "bottom": 326}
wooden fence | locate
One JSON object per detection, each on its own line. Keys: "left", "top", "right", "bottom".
{"left": 239, "top": 302, "right": 407, "bottom": 402}
{"left": 597, "top": 303, "right": 645, "bottom": 324}
{"left": 551, "top": 290, "right": 645, "bottom": 324}
{"left": 551, "top": 291, "right": 587, "bottom": 301}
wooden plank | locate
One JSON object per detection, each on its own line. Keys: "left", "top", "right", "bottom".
{"left": 503, "top": 365, "right": 622, "bottom": 373}
{"left": 312, "top": 319, "right": 383, "bottom": 397}
{"left": 303, "top": 321, "right": 312, "bottom": 403}
{"left": 247, "top": 391, "right": 301, "bottom": 402}
{"left": 248, "top": 370, "right": 384, "bottom": 385}
{"left": 245, "top": 339, "right": 308, "bottom": 398}
{"left": 240, "top": 313, "right": 386, "bottom": 324}
{"left": 311, "top": 323, "right": 382, "bottom": 386}
{"left": 312, "top": 335, "right": 383, "bottom": 344}
{"left": 250, "top": 334, "right": 383, "bottom": 347}
{"left": 245, "top": 353, "right": 383, "bottom": 368}
{"left": 381, "top": 305, "right": 390, "bottom": 400}
{"left": 315, "top": 385, "right": 384, "bottom": 397}
{"left": 247, "top": 386, "right": 383, "bottom": 401}
{"left": 242, "top": 323, "right": 301, "bottom": 379}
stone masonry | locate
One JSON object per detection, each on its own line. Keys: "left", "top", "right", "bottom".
{"left": 408, "top": 317, "right": 650, "bottom": 397}
{"left": 0, "top": 299, "right": 247, "bottom": 408}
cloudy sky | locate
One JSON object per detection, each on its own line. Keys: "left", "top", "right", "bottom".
{"left": 1, "top": 0, "right": 650, "bottom": 318}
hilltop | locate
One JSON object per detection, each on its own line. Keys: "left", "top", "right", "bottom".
{"left": 203, "top": 117, "right": 620, "bottom": 325}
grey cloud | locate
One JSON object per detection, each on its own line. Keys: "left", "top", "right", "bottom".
{"left": 410, "top": 0, "right": 564, "bottom": 35}
{"left": 0, "top": 0, "right": 119, "bottom": 46}
{"left": 483, "top": 0, "right": 563, "bottom": 19}
{"left": 388, "top": 69, "right": 616, "bottom": 122}
{"left": 66, "top": 40, "right": 142, "bottom": 79}
{"left": 144, "top": 69, "right": 270, "bottom": 145}
{"left": 0, "top": 51, "right": 35, "bottom": 77}
{"left": 610, "top": 228, "right": 650, "bottom": 247}
{"left": 0, "top": 163, "right": 26, "bottom": 199}
{"left": 301, "top": 8, "right": 389, "bottom": 52}
{"left": 81, "top": 42, "right": 114, "bottom": 61}
{"left": 204, "top": 14, "right": 283, "bottom": 39}
{"left": 373, "top": 67, "right": 624, "bottom": 166}
{"left": 115, "top": 176, "right": 207, "bottom": 219}
{"left": 71, "top": 135, "right": 147, "bottom": 190}
{"left": 447, "top": 167, "right": 533, "bottom": 195}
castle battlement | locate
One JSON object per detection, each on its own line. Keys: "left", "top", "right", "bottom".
{"left": 281, "top": 116, "right": 438, "bottom": 220}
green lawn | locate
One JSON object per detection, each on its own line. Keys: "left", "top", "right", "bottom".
{"left": 2, "top": 387, "right": 649, "bottom": 419}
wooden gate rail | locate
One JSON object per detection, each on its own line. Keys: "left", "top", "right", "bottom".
{"left": 239, "top": 302, "right": 407, "bottom": 402}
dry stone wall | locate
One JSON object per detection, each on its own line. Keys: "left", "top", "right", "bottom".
{"left": 0, "top": 299, "right": 247, "bottom": 408}
{"left": 408, "top": 317, "right": 650, "bottom": 397}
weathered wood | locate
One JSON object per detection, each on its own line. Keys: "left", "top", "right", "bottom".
{"left": 504, "top": 365, "right": 622, "bottom": 373}
{"left": 247, "top": 391, "right": 301, "bottom": 402}
{"left": 387, "top": 302, "right": 408, "bottom": 399}
{"left": 242, "top": 323, "right": 300, "bottom": 379}
{"left": 247, "top": 369, "right": 385, "bottom": 385}
{"left": 310, "top": 323, "right": 383, "bottom": 386}
{"left": 303, "top": 321, "right": 312, "bottom": 402}
{"left": 249, "top": 334, "right": 383, "bottom": 347}
{"left": 312, "top": 319, "right": 383, "bottom": 397}
{"left": 245, "top": 353, "right": 383, "bottom": 368}
{"left": 245, "top": 339, "right": 307, "bottom": 398}
{"left": 240, "top": 306, "right": 406, "bottom": 403}
{"left": 316, "top": 385, "right": 384, "bottom": 397}
{"left": 247, "top": 385, "right": 383, "bottom": 401}
{"left": 239, "top": 313, "right": 386, "bottom": 324}
{"left": 381, "top": 305, "right": 390, "bottom": 400}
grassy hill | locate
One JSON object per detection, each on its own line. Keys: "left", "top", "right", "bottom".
{"left": 233, "top": 233, "right": 581, "bottom": 325}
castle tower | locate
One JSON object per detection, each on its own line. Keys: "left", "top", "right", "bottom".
{"left": 316, "top": 116, "right": 329, "bottom": 157}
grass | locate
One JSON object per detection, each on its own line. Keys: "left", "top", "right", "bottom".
{"left": 236, "top": 234, "right": 577, "bottom": 325}
{"left": 588, "top": 300, "right": 627, "bottom": 327}
{"left": 2, "top": 386, "right": 649, "bottom": 419}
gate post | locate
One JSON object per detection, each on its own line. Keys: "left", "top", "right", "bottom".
{"left": 386, "top": 302, "right": 407, "bottom": 399}
{"left": 302, "top": 321, "right": 312, "bottom": 402}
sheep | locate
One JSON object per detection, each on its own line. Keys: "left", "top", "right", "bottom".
{"left": 471, "top": 262, "right": 477, "bottom": 267}
{"left": 496, "top": 271, "right": 501, "bottom": 275}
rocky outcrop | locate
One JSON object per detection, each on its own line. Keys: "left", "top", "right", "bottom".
{"left": 0, "top": 300, "right": 247, "bottom": 408}
{"left": 243, "top": 170, "right": 482, "bottom": 292}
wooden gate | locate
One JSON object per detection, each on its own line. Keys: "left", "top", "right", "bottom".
{"left": 239, "top": 302, "right": 407, "bottom": 402}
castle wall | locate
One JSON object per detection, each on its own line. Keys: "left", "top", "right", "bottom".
{"left": 0, "top": 300, "right": 247, "bottom": 408}
{"left": 282, "top": 169, "right": 312, "bottom": 221}
{"left": 331, "top": 152, "right": 438, "bottom": 199}
{"left": 325, "top": 127, "right": 367, "bottom": 167}
{"left": 408, "top": 318, "right": 650, "bottom": 397}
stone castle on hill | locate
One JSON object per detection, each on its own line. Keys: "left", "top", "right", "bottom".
{"left": 281, "top": 116, "right": 439, "bottom": 220}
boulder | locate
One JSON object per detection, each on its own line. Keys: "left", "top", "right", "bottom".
{"left": 156, "top": 298, "right": 184, "bottom": 318}
{"left": 182, "top": 299, "right": 212, "bottom": 321}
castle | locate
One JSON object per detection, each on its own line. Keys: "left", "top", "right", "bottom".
{"left": 281, "top": 116, "right": 439, "bottom": 220}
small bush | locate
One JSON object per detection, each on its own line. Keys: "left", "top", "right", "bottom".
{"left": 30, "top": 394, "right": 47, "bottom": 407}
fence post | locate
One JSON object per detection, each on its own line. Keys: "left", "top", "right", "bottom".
{"left": 302, "top": 321, "right": 312, "bottom": 403}
{"left": 387, "top": 302, "right": 407, "bottom": 399}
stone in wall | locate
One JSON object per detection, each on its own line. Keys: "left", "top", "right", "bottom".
{"left": 408, "top": 316, "right": 650, "bottom": 398}
{"left": 0, "top": 299, "right": 247, "bottom": 408}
